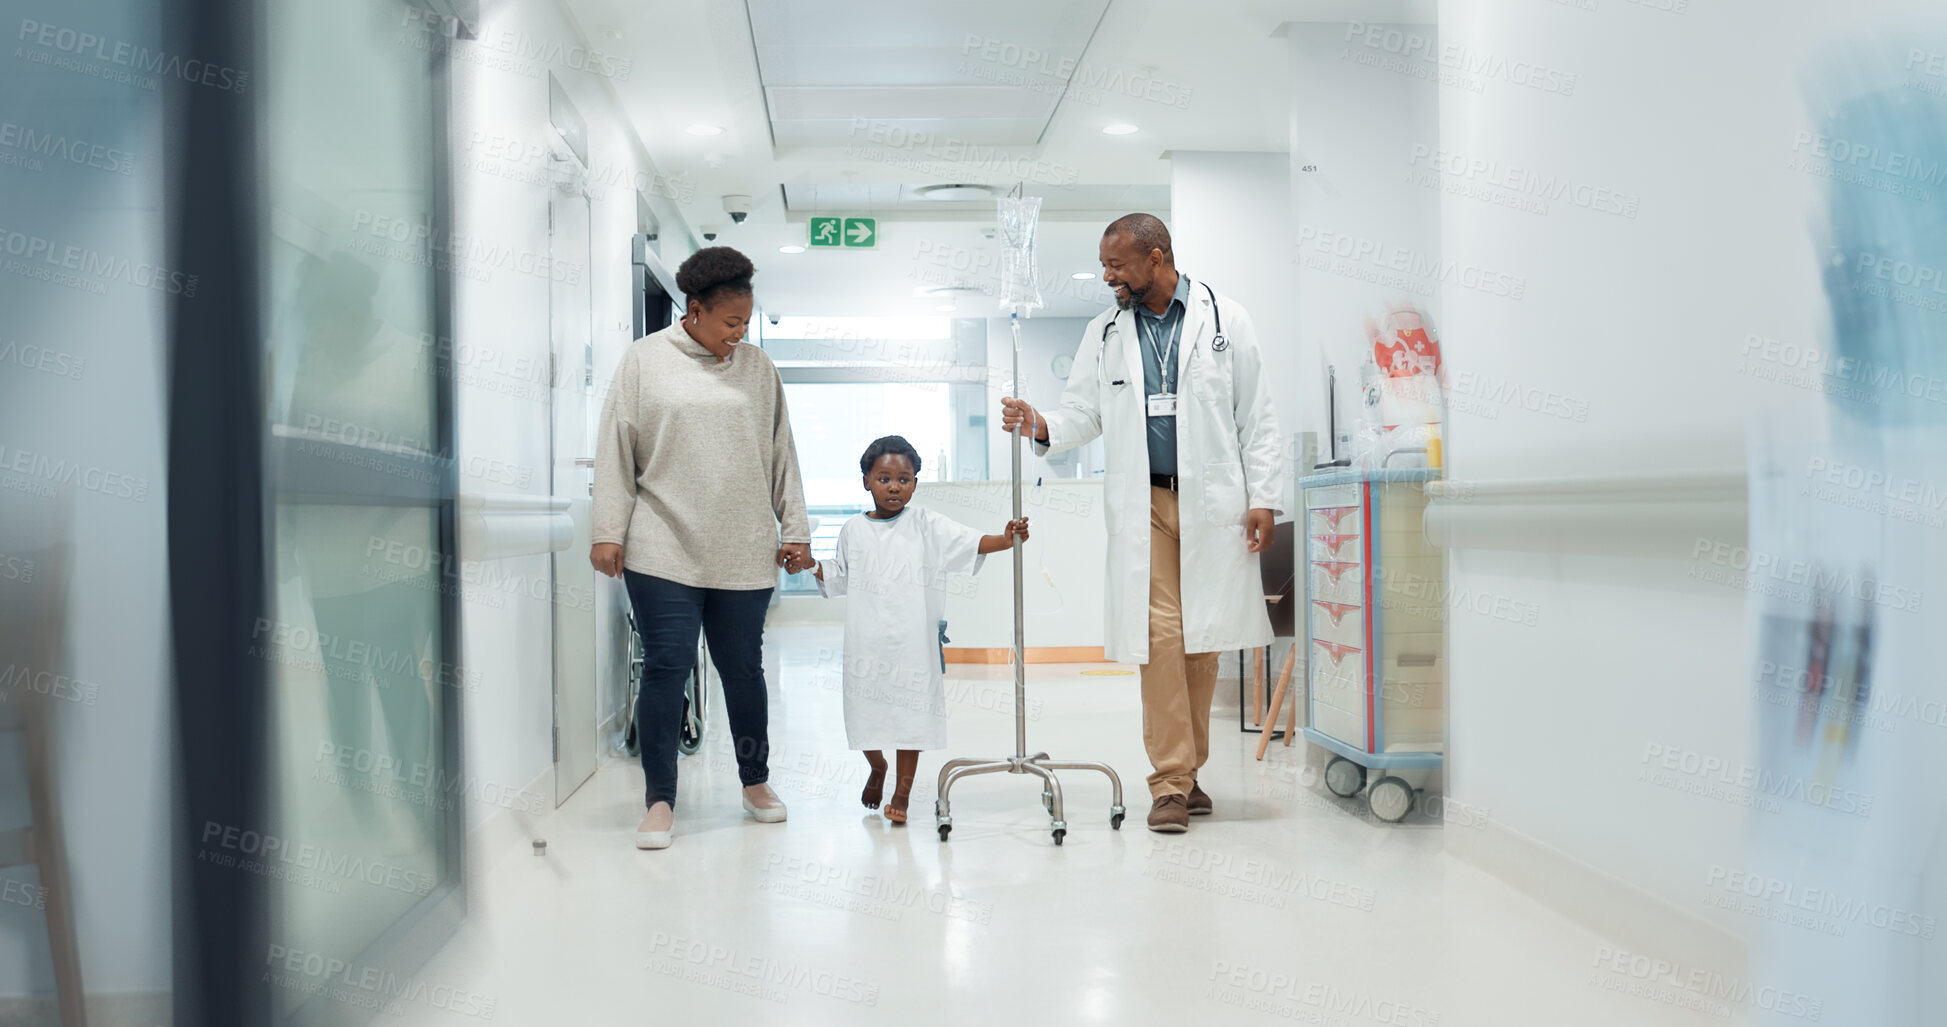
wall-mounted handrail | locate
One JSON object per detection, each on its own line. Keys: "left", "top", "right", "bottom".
{"left": 1424, "top": 470, "right": 1747, "bottom": 557}
{"left": 460, "top": 493, "right": 575, "bottom": 561}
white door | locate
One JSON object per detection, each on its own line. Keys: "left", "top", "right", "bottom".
{"left": 548, "top": 148, "right": 597, "bottom": 804}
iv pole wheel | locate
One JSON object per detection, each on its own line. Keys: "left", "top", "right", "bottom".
{"left": 938, "top": 823, "right": 952, "bottom": 842}
{"left": 1109, "top": 805, "right": 1126, "bottom": 830}
{"left": 1051, "top": 827, "right": 1065, "bottom": 846}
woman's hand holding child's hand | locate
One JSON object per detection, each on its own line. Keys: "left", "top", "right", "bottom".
{"left": 777, "top": 542, "right": 814, "bottom": 574}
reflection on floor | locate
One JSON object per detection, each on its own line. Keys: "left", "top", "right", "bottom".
{"left": 389, "top": 624, "right": 1726, "bottom": 1027}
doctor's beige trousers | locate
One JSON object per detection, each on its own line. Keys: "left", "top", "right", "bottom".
{"left": 1140, "top": 485, "right": 1221, "bottom": 799}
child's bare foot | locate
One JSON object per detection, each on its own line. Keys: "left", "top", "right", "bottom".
{"left": 861, "top": 753, "right": 888, "bottom": 809}
{"left": 884, "top": 751, "right": 918, "bottom": 825}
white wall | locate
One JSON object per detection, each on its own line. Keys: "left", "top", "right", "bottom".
{"left": 983, "top": 316, "right": 1104, "bottom": 480}
{"left": 1170, "top": 150, "right": 1300, "bottom": 513}
{"left": 1430, "top": 0, "right": 1936, "bottom": 951}
{"left": 448, "top": 0, "right": 696, "bottom": 852}
{"left": 1286, "top": 23, "right": 1442, "bottom": 465}
{"left": 920, "top": 483, "right": 1107, "bottom": 650}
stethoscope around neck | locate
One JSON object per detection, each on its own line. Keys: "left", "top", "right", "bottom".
{"left": 1098, "top": 280, "right": 1226, "bottom": 387}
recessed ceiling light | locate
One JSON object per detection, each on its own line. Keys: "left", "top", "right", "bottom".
{"left": 1102, "top": 123, "right": 1138, "bottom": 135}
{"left": 778, "top": 245, "right": 804, "bottom": 254}
{"left": 1071, "top": 271, "right": 1096, "bottom": 280}
{"left": 912, "top": 183, "right": 998, "bottom": 202}
{"left": 935, "top": 304, "right": 957, "bottom": 312}
{"left": 686, "top": 124, "right": 723, "bottom": 136}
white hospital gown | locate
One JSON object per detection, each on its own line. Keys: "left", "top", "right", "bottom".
{"left": 816, "top": 506, "right": 987, "bottom": 750}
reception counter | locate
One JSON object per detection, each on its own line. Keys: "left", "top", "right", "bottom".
{"left": 908, "top": 479, "right": 1107, "bottom": 661}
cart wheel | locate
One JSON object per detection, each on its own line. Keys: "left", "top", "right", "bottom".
{"left": 1368, "top": 776, "right": 1414, "bottom": 823}
{"left": 937, "top": 824, "right": 952, "bottom": 842}
{"left": 1052, "top": 828, "right": 1065, "bottom": 846}
{"left": 1325, "top": 757, "right": 1366, "bottom": 798}
{"left": 1110, "top": 811, "right": 1125, "bottom": 830}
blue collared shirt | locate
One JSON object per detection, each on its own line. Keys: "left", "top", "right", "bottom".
{"left": 1135, "top": 272, "right": 1192, "bottom": 476}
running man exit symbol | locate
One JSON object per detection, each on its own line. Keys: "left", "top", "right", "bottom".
{"left": 807, "top": 216, "right": 875, "bottom": 247}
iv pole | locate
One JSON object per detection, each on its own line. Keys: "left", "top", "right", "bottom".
{"left": 933, "top": 188, "right": 1124, "bottom": 845}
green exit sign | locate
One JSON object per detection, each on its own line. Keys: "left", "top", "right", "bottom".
{"left": 808, "top": 216, "right": 876, "bottom": 248}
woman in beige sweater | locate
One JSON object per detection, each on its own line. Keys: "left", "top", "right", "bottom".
{"left": 590, "top": 246, "right": 812, "bottom": 850}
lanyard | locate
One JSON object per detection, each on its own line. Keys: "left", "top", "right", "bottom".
{"left": 1138, "top": 306, "right": 1181, "bottom": 394}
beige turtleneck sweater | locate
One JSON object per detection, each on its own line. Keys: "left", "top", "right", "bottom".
{"left": 592, "top": 322, "right": 810, "bottom": 590}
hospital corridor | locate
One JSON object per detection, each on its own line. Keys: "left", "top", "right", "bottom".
{"left": 4, "top": 0, "right": 1946, "bottom": 1025}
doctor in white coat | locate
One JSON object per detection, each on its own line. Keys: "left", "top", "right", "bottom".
{"left": 1001, "top": 213, "right": 1284, "bottom": 833}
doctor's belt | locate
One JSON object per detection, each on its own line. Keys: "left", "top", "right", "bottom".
{"left": 1150, "top": 473, "right": 1179, "bottom": 492}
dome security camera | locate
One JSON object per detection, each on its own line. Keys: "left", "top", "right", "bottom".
{"left": 723, "top": 194, "right": 753, "bottom": 224}
{"left": 700, "top": 225, "right": 719, "bottom": 242}
{"left": 767, "top": 313, "right": 781, "bottom": 326}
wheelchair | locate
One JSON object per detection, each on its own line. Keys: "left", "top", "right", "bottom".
{"left": 622, "top": 609, "right": 708, "bottom": 758}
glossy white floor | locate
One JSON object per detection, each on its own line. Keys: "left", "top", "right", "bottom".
{"left": 392, "top": 624, "right": 1729, "bottom": 1027}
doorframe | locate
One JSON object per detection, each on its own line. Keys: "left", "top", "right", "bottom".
{"left": 544, "top": 125, "right": 597, "bottom": 806}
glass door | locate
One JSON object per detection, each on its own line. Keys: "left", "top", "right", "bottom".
{"left": 549, "top": 142, "right": 598, "bottom": 804}
{"left": 259, "top": 1, "right": 462, "bottom": 1022}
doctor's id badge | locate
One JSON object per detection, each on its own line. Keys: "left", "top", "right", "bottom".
{"left": 1146, "top": 393, "right": 1178, "bottom": 417}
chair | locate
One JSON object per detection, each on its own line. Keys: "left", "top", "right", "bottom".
{"left": 1244, "top": 521, "right": 1300, "bottom": 757}
{"left": 1253, "top": 518, "right": 1301, "bottom": 759}
{"left": 0, "top": 491, "right": 86, "bottom": 1026}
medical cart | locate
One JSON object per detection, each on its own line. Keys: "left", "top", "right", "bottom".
{"left": 1300, "top": 467, "right": 1446, "bottom": 822}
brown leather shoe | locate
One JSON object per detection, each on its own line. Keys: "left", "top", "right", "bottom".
{"left": 1147, "top": 793, "right": 1190, "bottom": 833}
{"left": 1187, "top": 783, "right": 1213, "bottom": 816}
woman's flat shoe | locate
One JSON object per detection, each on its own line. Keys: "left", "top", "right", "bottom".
{"left": 742, "top": 796, "right": 787, "bottom": 823}
{"left": 636, "top": 804, "right": 674, "bottom": 849}
{"left": 635, "top": 827, "right": 673, "bottom": 850}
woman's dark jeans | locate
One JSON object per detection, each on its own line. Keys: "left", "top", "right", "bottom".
{"left": 623, "top": 571, "right": 772, "bottom": 809}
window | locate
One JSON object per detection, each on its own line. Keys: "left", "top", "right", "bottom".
{"left": 779, "top": 381, "right": 957, "bottom": 592}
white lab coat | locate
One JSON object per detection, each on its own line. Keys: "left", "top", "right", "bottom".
{"left": 1035, "top": 277, "right": 1285, "bottom": 663}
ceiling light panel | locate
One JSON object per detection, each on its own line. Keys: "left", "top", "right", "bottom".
{"left": 746, "top": 0, "right": 1114, "bottom": 148}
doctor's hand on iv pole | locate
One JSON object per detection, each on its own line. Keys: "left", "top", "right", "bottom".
{"left": 999, "top": 397, "right": 1048, "bottom": 442}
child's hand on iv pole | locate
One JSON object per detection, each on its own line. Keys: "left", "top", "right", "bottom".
{"left": 977, "top": 517, "right": 1030, "bottom": 555}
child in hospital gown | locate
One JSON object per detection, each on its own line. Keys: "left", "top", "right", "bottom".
{"left": 813, "top": 435, "right": 1027, "bottom": 824}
